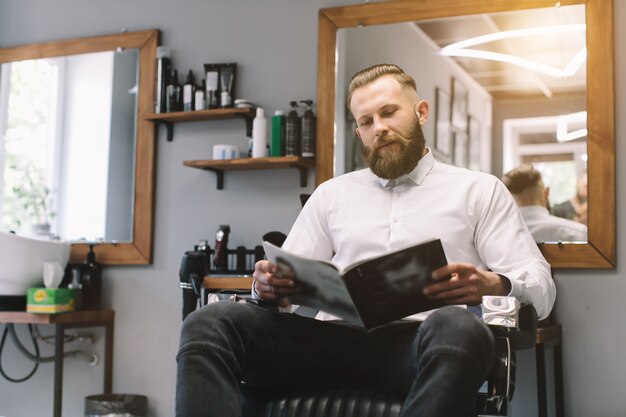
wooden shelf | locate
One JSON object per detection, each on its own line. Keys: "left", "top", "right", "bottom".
{"left": 204, "top": 276, "right": 254, "bottom": 290}
{"left": 184, "top": 156, "right": 315, "bottom": 189}
{"left": 0, "top": 309, "right": 114, "bottom": 324}
{"left": 144, "top": 107, "right": 256, "bottom": 141}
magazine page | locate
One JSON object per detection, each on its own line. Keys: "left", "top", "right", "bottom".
{"left": 262, "top": 242, "right": 363, "bottom": 326}
{"left": 343, "top": 239, "right": 450, "bottom": 328}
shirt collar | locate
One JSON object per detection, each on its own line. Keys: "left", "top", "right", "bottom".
{"left": 376, "top": 147, "right": 435, "bottom": 188}
{"left": 519, "top": 206, "right": 551, "bottom": 216}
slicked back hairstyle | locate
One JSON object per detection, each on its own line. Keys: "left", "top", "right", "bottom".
{"left": 347, "top": 63, "right": 417, "bottom": 110}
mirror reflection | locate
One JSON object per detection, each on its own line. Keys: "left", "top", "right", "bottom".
{"left": 334, "top": 5, "right": 587, "bottom": 243}
{"left": 0, "top": 49, "right": 138, "bottom": 242}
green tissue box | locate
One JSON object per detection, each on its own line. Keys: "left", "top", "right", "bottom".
{"left": 27, "top": 288, "right": 75, "bottom": 314}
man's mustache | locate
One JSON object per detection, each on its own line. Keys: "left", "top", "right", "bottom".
{"left": 375, "top": 134, "right": 408, "bottom": 150}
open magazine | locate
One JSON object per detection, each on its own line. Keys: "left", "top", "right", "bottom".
{"left": 262, "top": 239, "right": 451, "bottom": 329}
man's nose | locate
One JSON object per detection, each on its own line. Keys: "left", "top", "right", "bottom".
{"left": 373, "top": 116, "right": 388, "bottom": 137}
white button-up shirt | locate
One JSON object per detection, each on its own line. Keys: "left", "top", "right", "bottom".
{"left": 519, "top": 206, "right": 587, "bottom": 243}
{"left": 282, "top": 149, "right": 555, "bottom": 320}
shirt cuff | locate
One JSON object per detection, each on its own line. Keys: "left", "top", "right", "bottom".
{"left": 251, "top": 279, "right": 295, "bottom": 313}
{"left": 497, "top": 274, "right": 512, "bottom": 296}
{"left": 251, "top": 279, "right": 260, "bottom": 299}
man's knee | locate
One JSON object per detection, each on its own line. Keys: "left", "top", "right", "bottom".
{"left": 419, "top": 306, "right": 495, "bottom": 367}
{"left": 179, "top": 302, "right": 258, "bottom": 345}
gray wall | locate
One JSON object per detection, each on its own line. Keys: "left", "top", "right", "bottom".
{"left": 0, "top": 1, "right": 624, "bottom": 416}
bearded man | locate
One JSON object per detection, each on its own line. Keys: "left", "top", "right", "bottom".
{"left": 176, "top": 64, "right": 555, "bottom": 417}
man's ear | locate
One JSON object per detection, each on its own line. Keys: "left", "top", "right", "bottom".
{"left": 355, "top": 127, "right": 362, "bottom": 142}
{"left": 415, "top": 100, "right": 429, "bottom": 125}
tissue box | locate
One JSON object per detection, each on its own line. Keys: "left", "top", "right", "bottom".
{"left": 27, "top": 288, "right": 75, "bottom": 314}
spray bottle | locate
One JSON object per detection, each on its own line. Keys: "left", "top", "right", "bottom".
{"left": 285, "top": 101, "right": 301, "bottom": 156}
{"left": 300, "top": 100, "right": 316, "bottom": 158}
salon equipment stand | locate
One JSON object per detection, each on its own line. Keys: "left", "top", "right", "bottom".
{"left": 0, "top": 310, "right": 114, "bottom": 417}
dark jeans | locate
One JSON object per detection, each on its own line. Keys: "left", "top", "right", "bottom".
{"left": 176, "top": 302, "right": 494, "bottom": 417}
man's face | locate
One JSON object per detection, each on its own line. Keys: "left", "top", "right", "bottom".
{"left": 349, "top": 75, "right": 428, "bottom": 179}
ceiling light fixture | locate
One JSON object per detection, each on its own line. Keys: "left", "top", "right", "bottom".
{"left": 556, "top": 111, "right": 587, "bottom": 142}
{"left": 440, "top": 24, "right": 586, "bottom": 78}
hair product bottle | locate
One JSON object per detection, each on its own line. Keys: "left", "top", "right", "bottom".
{"left": 219, "top": 63, "right": 237, "bottom": 108}
{"left": 183, "top": 70, "right": 196, "bottom": 112}
{"left": 154, "top": 46, "right": 171, "bottom": 114}
{"left": 204, "top": 64, "right": 220, "bottom": 109}
{"left": 80, "top": 244, "right": 102, "bottom": 310}
{"left": 166, "top": 69, "right": 181, "bottom": 112}
{"left": 300, "top": 100, "right": 316, "bottom": 158}
{"left": 271, "top": 110, "right": 286, "bottom": 157}
{"left": 285, "top": 101, "right": 301, "bottom": 156}
{"left": 194, "top": 79, "right": 206, "bottom": 111}
{"left": 252, "top": 108, "right": 267, "bottom": 158}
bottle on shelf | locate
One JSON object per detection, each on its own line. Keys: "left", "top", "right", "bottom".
{"left": 285, "top": 101, "right": 301, "bottom": 156}
{"left": 80, "top": 244, "right": 102, "bottom": 310}
{"left": 194, "top": 79, "right": 206, "bottom": 111}
{"left": 300, "top": 100, "right": 316, "bottom": 158}
{"left": 166, "top": 69, "right": 181, "bottom": 112}
{"left": 271, "top": 110, "right": 286, "bottom": 157}
{"left": 252, "top": 108, "right": 268, "bottom": 158}
{"left": 183, "top": 70, "right": 196, "bottom": 112}
{"left": 154, "top": 46, "right": 171, "bottom": 114}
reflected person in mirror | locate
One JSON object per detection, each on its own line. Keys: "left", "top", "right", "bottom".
{"left": 552, "top": 171, "right": 587, "bottom": 225}
{"left": 502, "top": 164, "right": 587, "bottom": 243}
{"left": 176, "top": 64, "right": 555, "bottom": 417}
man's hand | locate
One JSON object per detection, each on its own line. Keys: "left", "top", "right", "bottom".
{"left": 423, "top": 263, "right": 511, "bottom": 305}
{"left": 252, "top": 260, "right": 297, "bottom": 308}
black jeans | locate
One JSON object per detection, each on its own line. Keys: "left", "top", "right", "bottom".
{"left": 176, "top": 302, "right": 494, "bottom": 417}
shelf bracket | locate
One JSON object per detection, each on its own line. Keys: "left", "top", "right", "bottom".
{"left": 206, "top": 168, "right": 225, "bottom": 190}
{"left": 155, "top": 121, "right": 174, "bottom": 142}
{"left": 236, "top": 113, "right": 254, "bottom": 137}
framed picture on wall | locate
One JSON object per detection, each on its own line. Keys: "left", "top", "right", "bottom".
{"left": 451, "top": 77, "right": 468, "bottom": 131}
{"left": 434, "top": 87, "right": 452, "bottom": 158}
{"left": 468, "top": 115, "right": 481, "bottom": 171}
{"left": 453, "top": 129, "right": 469, "bottom": 168}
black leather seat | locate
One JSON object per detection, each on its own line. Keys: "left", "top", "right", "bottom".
{"left": 265, "top": 389, "right": 403, "bottom": 417}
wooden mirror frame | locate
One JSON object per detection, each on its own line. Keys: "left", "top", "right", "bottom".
{"left": 0, "top": 30, "right": 158, "bottom": 265}
{"left": 315, "top": 0, "right": 614, "bottom": 269}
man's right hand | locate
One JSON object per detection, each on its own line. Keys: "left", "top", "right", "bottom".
{"left": 252, "top": 260, "right": 297, "bottom": 308}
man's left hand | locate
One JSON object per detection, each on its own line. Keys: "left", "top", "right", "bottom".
{"left": 423, "top": 263, "right": 511, "bottom": 305}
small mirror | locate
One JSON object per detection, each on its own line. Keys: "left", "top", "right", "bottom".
{"left": 0, "top": 30, "right": 158, "bottom": 264}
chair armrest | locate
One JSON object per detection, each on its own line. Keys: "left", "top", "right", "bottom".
{"left": 487, "top": 303, "right": 537, "bottom": 350}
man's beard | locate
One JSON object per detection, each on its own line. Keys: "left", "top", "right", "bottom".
{"left": 362, "top": 116, "right": 426, "bottom": 180}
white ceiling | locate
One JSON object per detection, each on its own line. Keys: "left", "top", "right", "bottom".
{"left": 415, "top": 4, "right": 586, "bottom": 100}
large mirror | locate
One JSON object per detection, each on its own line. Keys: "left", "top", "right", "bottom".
{"left": 0, "top": 30, "right": 158, "bottom": 264}
{"left": 316, "top": 0, "right": 614, "bottom": 269}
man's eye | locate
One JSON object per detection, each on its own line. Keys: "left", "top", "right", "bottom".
{"left": 359, "top": 120, "right": 372, "bottom": 127}
{"left": 382, "top": 109, "right": 397, "bottom": 117}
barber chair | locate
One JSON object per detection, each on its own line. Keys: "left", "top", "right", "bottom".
{"left": 181, "top": 244, "right": 562, "bottom": 417}
{"left": 191, "top": 275, "right": 542, "bottom": 417}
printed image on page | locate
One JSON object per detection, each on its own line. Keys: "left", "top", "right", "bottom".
{"left": 264, "top": 244, "right": 362, "bottom": 325}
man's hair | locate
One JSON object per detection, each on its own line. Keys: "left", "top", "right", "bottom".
{"left": 502, "top": 164, "right": 544, "bottom": 195}
{"left": 347, "top": 63, "right": 417, "bottom": 110}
